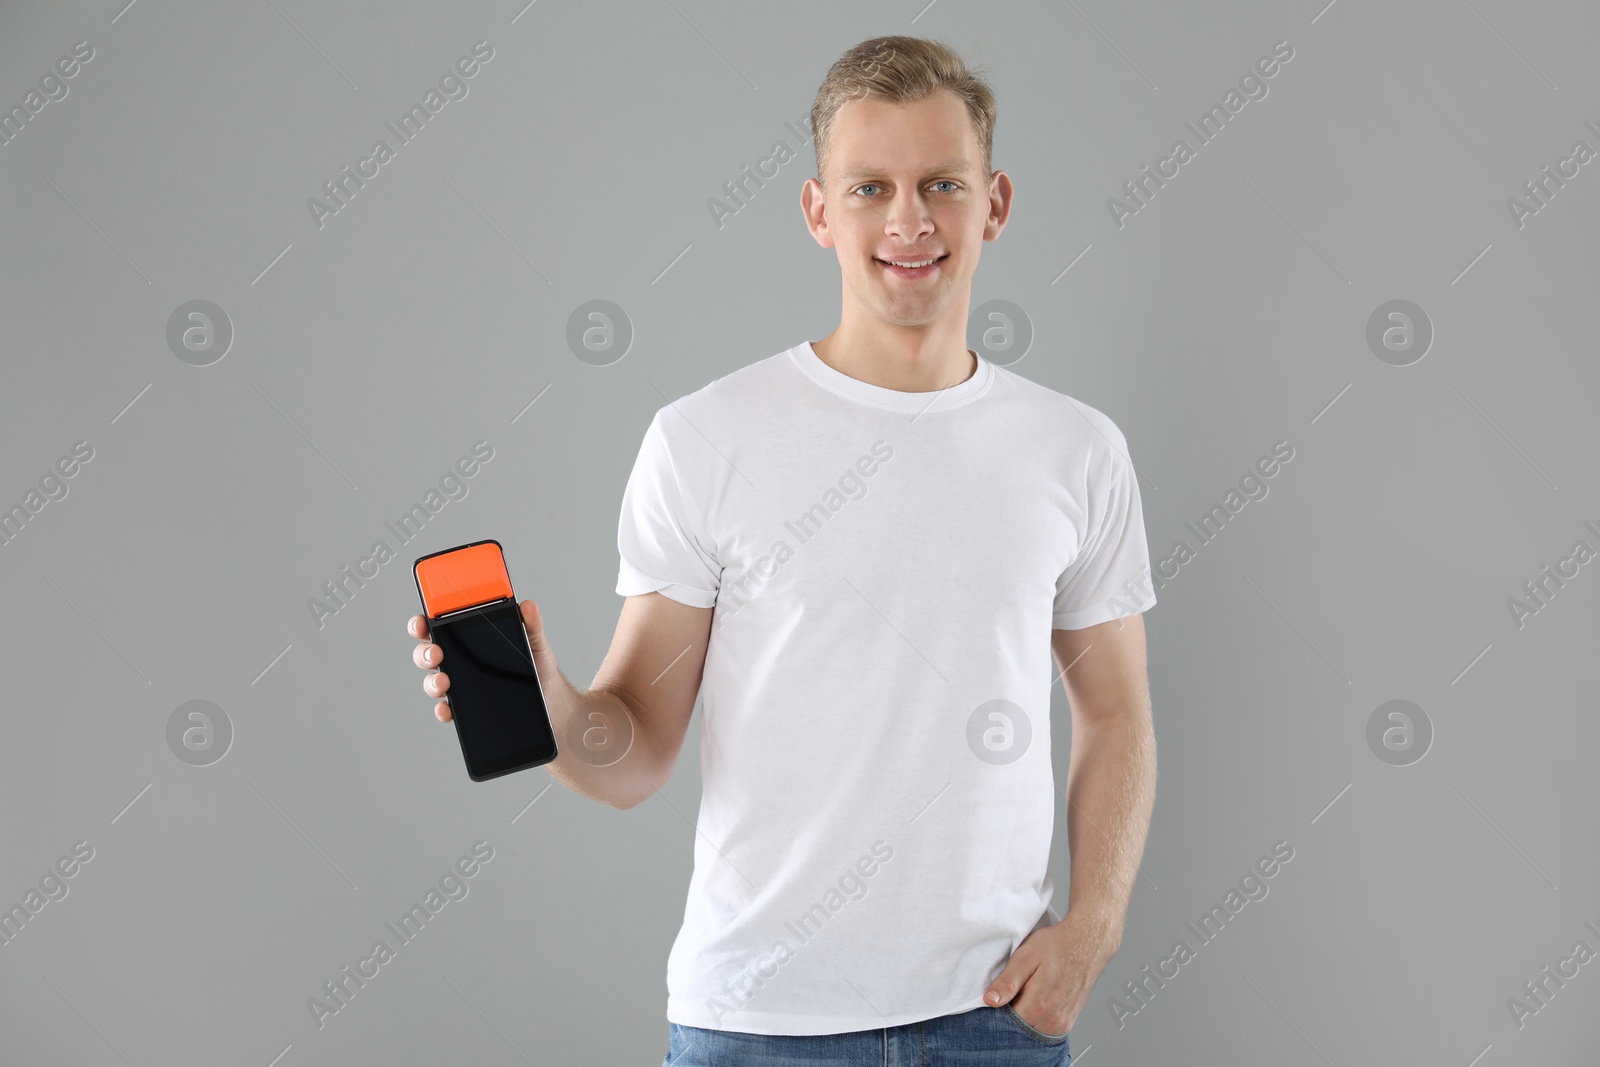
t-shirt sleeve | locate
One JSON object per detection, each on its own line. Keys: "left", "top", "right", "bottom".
{"left": 1052, "top": 431, "right": 1156, "bottom": 630}
{"left": 615, "top": 408, "right": 721, "bottom": 609}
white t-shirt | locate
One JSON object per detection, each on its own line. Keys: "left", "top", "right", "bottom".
{"left": 615, "top": 340, "right": 1157, "bottom": 1036}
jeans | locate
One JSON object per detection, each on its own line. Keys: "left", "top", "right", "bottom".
{"left": 662, "top": 1004, "right": 1071, "bottom": 1066}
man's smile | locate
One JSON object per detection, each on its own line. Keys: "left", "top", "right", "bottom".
{"left": 875, "top": 252, "right": 949, "bottom": 278}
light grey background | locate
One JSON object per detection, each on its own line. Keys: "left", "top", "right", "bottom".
{"left": 3, "top": 0, "right": 1598, "bottom": 1064}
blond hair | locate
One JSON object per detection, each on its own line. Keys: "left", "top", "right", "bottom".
{"left": 809, "top": 35, "right": 997, "bottom": 190}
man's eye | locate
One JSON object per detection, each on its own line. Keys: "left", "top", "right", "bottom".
{"left": 932, "top": 181, "right": 958, "bottom": 192}
{"left": 854, "top": 184, "right": 881, "bottom": 197}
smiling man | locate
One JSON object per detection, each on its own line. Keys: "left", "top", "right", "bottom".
{"left": 642, "top": 35, "right": 1158, "bottom": 1065}
{"left": 412, "top": 32, "right": 1158, "bottom": 1067}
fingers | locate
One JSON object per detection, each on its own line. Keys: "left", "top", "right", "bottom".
{"left": 425, "top": 671, "right": 451, "bottom": 721}
{"left": 410, "top": 612, "right": 442, "bottom": 679}
{"left": 409, "top": 613, "right": 452, "bottom": 723}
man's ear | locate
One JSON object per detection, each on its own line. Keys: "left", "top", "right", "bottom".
{"left": 800, "top": 177, "right": 835, "bottom": 249}
{"left": 984, "top": 170, "right": 1014, "bottom": 242}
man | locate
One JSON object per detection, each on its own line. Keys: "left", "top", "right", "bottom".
{"left": 408, "top": 34, "right": 1157, "bottom": 1066}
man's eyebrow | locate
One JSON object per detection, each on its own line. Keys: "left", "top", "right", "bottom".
{"left": 834, "top": 160, "right": 977, "bottom": 181}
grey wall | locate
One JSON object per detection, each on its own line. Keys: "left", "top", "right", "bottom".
{"left": 2, "top": 1, "right": 1597, "bottom": 1064}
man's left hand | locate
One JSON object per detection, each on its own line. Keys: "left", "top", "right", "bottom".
{"left": 982, "top": 908, "right": 1122, "bottom": 1037}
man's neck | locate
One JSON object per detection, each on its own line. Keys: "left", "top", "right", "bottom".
{"left": 811, "top": 328, "right": 976, "bottom": 394}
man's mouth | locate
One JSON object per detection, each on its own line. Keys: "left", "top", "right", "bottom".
{"left": 876, "top": 253, "right": 948, "bottom": 278}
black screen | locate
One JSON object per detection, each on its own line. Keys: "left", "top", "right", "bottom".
{"left": 430, "top": 600, "right": 557, "bottom": 778}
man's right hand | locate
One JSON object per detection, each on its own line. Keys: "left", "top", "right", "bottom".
{"left": 408, "top": 600, "right": 548, "bottom": 723}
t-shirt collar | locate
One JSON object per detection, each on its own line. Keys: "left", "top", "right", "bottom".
{"left": 790, "top": 340, "right": 994, "bottom": 414}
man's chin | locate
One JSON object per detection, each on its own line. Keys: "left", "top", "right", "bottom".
{"left": 874, "top": 299, "right": 948, "bottom": 327}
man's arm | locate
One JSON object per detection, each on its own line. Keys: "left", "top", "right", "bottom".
{"left": 1055, "top": 612, "right": 1156, "bottom": 938}
{"left": 574, "top": 591, "right": 713, "bottom": 810}
{"left": 412, "top": 590, "right": 712, "bottom": 811}
{"left": 983, "top": 612, "right": 1156, "bottom": 1034}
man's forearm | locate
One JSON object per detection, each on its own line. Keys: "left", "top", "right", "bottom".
{"left": 1061, "top": 709, "right": 1157, "bottom": 941}
{"left": 541, "top": 677, "right": 671, "bottom": 810}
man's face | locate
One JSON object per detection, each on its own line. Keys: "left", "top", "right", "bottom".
{"left": 802, "top": 90, "right": 1009, "bottom": 330}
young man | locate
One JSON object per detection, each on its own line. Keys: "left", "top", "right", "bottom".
{"left": 409, "top": 34, "right": 1157, "bottom": 1066}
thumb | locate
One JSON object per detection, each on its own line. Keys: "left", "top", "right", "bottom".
{"left": 519, "top": 598, "right": 557, "bottom": 672}
{"left": 984, "top": 954, "right": 1036, "bottom": 1007}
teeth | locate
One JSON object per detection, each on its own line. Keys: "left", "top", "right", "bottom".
{"left": 885, "top": 257, "right": 938, "bottom": 268}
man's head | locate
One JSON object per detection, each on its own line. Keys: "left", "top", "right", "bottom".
{"left": 801, "top": 37, "right": 1011, "bottom": 335}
